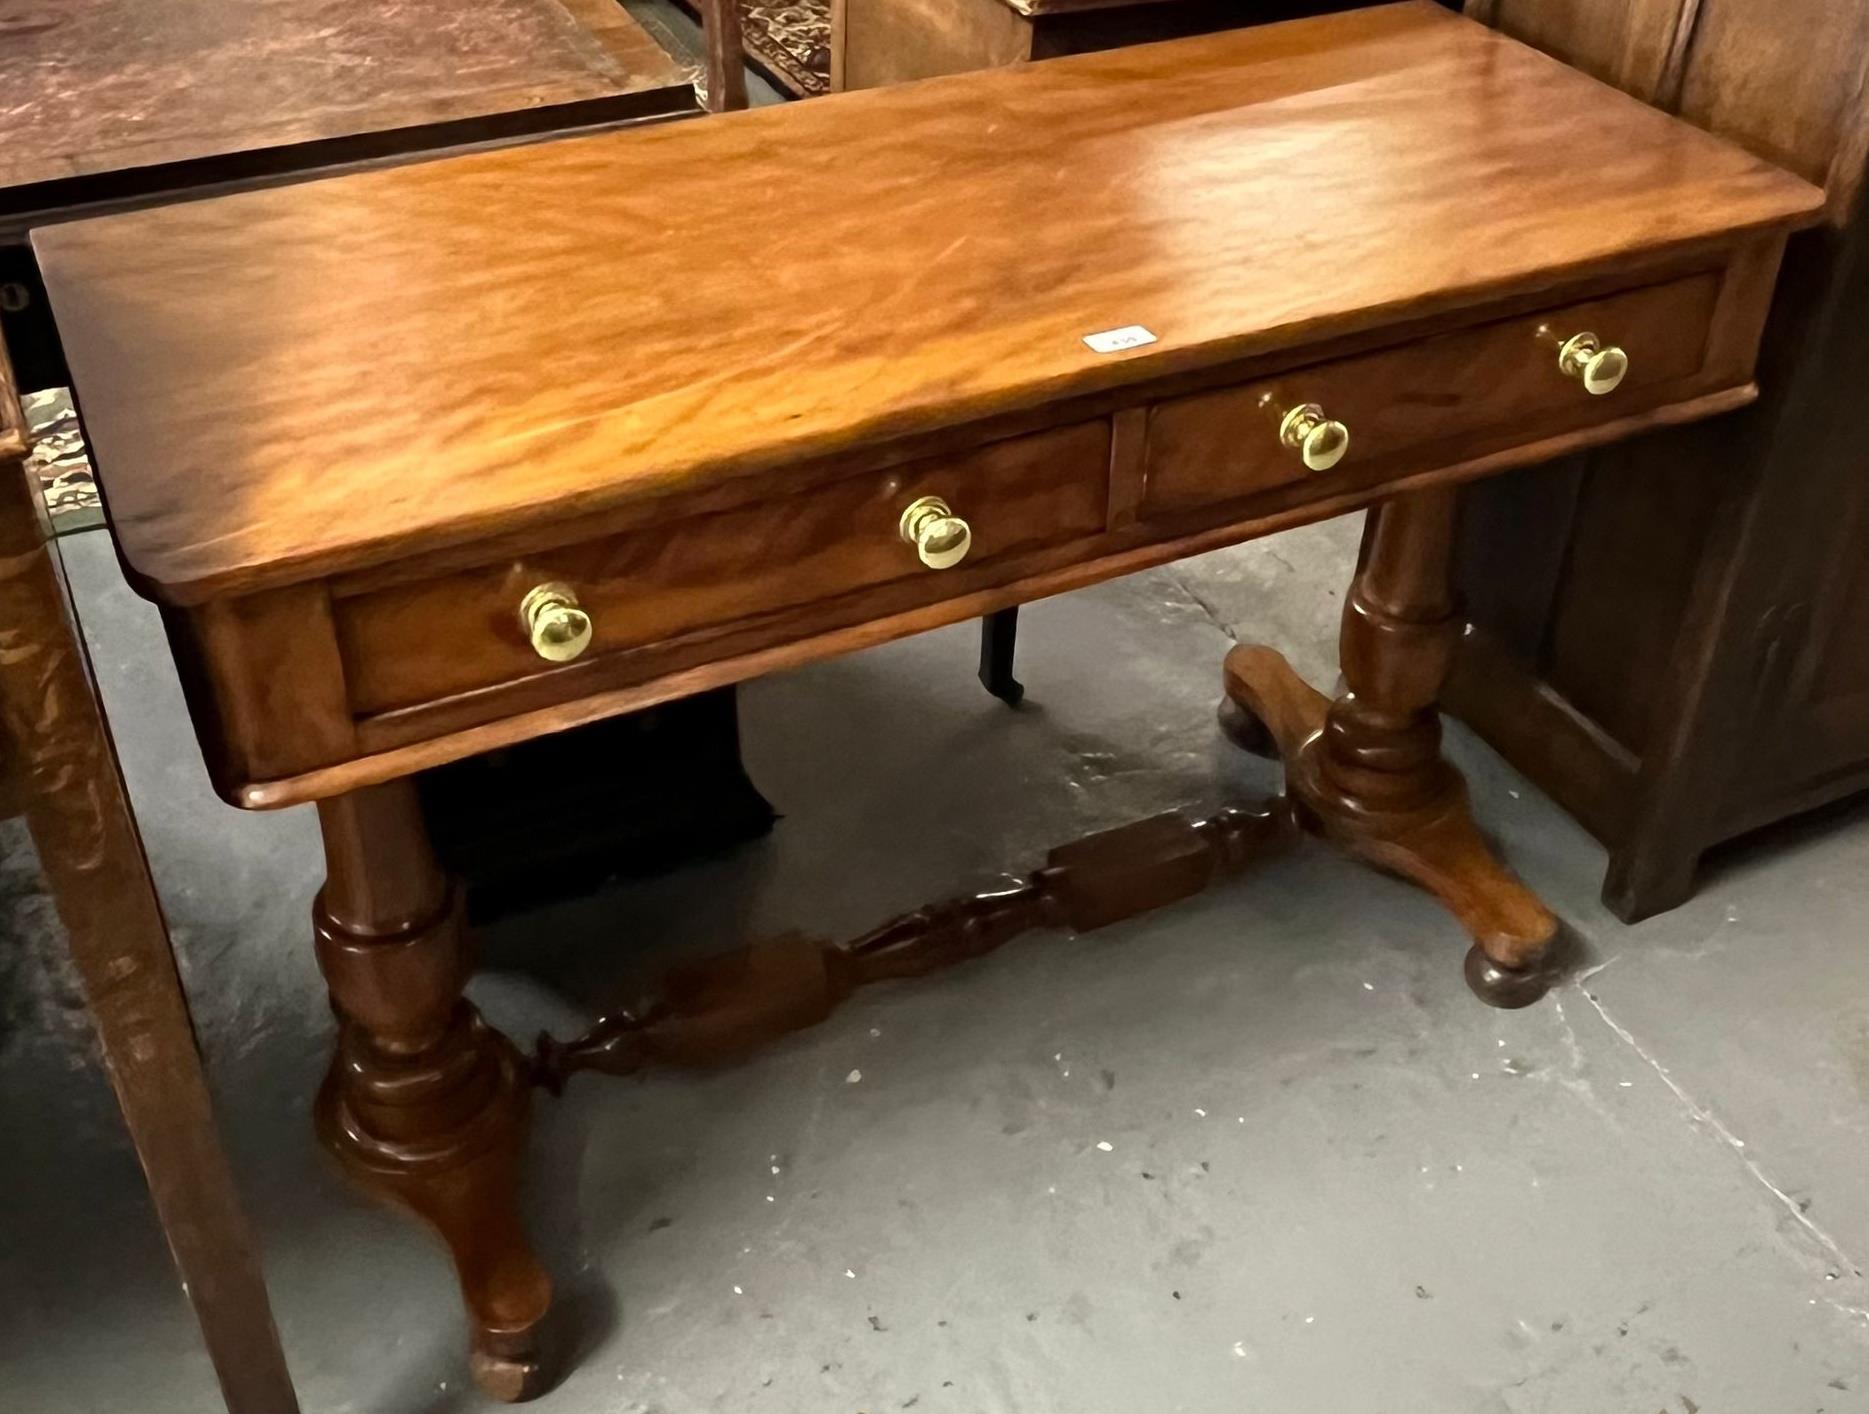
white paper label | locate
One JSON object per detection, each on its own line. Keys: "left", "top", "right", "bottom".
{"left": 1082, "top": 325, "right": 1158, "bottom": 354}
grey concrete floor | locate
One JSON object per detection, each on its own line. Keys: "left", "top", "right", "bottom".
{"left": 4, "top": 514, "right": 1869, "bottom": 1414}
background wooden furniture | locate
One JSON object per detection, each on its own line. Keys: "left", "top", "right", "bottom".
{"left": 0, "top": 0, "right": 696, "bottom": 391}
{"left": 700, "top": 0, "right": 754, "bottom": 110}
{"left": 1448, "top": 0, "right": 1869, "bottom": 919}
{"left": 830, "top": 0, "right": 1348, "bottom": 89}
{"left": 0, "top": 0, "right": 789, "bottom": 919}
{"left": 0, "top": 337, "right": 298, "bottom": 1409}
{"left": 35, "top": 4, "right": 1821, "bottom": 1399}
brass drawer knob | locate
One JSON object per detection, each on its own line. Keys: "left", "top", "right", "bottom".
{"left": 899, "top": 495, "right": 972, "bottom": 569}
{"left": 1556, "top": 331, "right": 1629, "bottom": 395}
{"left": 1278, "top": 403, "right": 1351, "bottom": 471}
{"left": 519, "top": 581, "right": 593, "bottom": 662}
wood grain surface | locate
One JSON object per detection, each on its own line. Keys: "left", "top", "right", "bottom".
{"left": 1475, "top": 0, "right": 1869, "bottom": 210}
{"left": 0, "top": 338, "right": 301, "bottom": 1411}
{"left": 1451, "top": 0, "right": 1869, "bottom": 919}
{"left": 0, "top": 0, "right": 689, "bottom": 201}
{"left": 335, "top": 421, "right": 1111, "bottom": 713}
{"left": 201, "top": 386, "right": 1748, "bottom": 810}
{"left": 1142, "top": 272, "right": 1719, "bottom": 516}
{"left": 36, "top": 1, "right": 1821, "bottom": 606}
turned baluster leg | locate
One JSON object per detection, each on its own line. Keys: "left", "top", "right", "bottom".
{"left": 312, "top": 780, "right": 553, "bottom": 1401}
{"left": 1223, "top": 488, "right": 1560, "bottom": 1006}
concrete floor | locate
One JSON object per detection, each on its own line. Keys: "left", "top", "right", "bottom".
{"left": 4, "top": 514, "right": 1869, "bottom": 1414}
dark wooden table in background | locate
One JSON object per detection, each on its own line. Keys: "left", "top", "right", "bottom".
{"left": 0, "top": 0, "right": 697, "bottom": 387}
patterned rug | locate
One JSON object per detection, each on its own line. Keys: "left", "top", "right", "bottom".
{"left": 682, "top": 0, "right": 830, "bottom": 97}
{"left": 22, "top": 388, "right": 101, "bottom": 533}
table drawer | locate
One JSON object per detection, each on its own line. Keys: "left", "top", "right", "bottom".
{"left": 1141, "top": 273, "right": 1722, "bottom": 518}
{"left": 336, "top": 421, "right": 1111, "bottom": 714}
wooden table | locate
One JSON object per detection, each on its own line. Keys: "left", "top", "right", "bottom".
{"left": 0, "top": 337, "right": 296, "bottom": 1410}
{"left": 33, "top": 3, "right": 1821, "bottom": 1400}
{"left": 831, "top": 0, "right": 1345, "bottom": 90}
{"left": 833, "top": 0, "right": 1365, "bottom": 699}
{"left": 0, "top": 0, "right": 696, "bottom": 390}
{"left": 0, "top": 0, "right": 779, "bottom": 932}
{"left": 0, "top": 0, "right": 689, "bottom": 223}
{"left": 0, "top": 5, "right": 688, "bottom": 1408}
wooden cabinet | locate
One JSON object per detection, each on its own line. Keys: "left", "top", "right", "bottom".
{"left": 1448, "top": 0, "right": 1869, "bottom": 918}
{"left": 831, "top": 0, "right": 1359, "bottom": 90}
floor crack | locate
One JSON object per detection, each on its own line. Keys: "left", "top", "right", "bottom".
{"left": 1158, "top": 565, "right": 1239, "bottom": 643}
{"left": 1577, "top": 983, "right": 1869, "bottom": 1303}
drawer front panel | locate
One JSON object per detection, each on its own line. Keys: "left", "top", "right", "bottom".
{"left": 1142, "top": 273, "right": 1722, "bottom": 518}
{"left": 338, "top": 421, "right": 1111, "bottom": 714}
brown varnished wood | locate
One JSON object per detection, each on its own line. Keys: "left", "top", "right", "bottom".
{"left": 1225, "top": 487, "right": 1560, "bottom": 1006}
{"left": 161, "top": 586, "right": 357, "bottom": 788}
{"left": 1473, "top": 238, "right": 1778, "bottom": 755}
{"left": 336, "top": 421, "right": 1110, "bottom": 714}
{"left": 1463, "top": 0, "right": 1695, "bottom": 102}
{"left": 1674, "top": 1, "right": 1869, "bottom": 212}
{"left": 31, "top": 7, "right": 1820, "bottom": 810}
{"left": 0, "top": 342, "right": 300, "bottom": 1410}
{"left": 834, "top": 0, "right": 1350, "bottom": 92}
{"left": 1481, "top": 0, "right": 1869, "bottom": 216}
{"left": 25, "top": 10, "right": 1824, "bottom": 1391}
{"left": 332, "top": 258, "right": 1753, "bottom": 744}
{"left": 1448, "top": 0, "right": 1869, "bottom": 919}
{"left": 221, "top": 382, "right": 1757, "bottom": 810}
{"left": 313, "top": 780, "right": 551, "bottom": 1401}
{"left": 1105, "top": 407, "right": 1151, "bottom": 530}
{"left": 0, "top": 341, "right": 23, "bottom": 468}
{"left": 1444, "top": 624, "right": 1642, "bottom": 846}
{"left": 533, "top": 804, "right": 1292, "bottom": 1088}
{"left": 698, "top": 0, "right": 751, "bottom": 112}
{"left": 1601, "top": 211, "right": 1869, "bottom": 916}
{"left": 36, "top": 3, "right": 1821, "bottom": 607}
{"left": 1142, "top": 271, "right": 1722, "bottom": 518}
{"left": 0, "top": 0, "right": 691, "bottom": 218}
{"left": 314, "top": 240, "right": 1766, "bottom": 601}
{"left": 838, "top": 0, "right": 1033, "bottom": 88}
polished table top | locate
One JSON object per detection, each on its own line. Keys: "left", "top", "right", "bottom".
{"left": 14, "top": 12, "right": 1831, "bottom": 1396}
{"left": 36, "top": 1, "right": 1821, "bottom": 606}
{"left": 0, "top": 0, "right": 691, "bottom": 222}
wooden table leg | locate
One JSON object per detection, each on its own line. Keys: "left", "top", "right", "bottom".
{"left": 978, "top": 605, "right": 1024, "bottom": 705}
{"left": 1221, "top": 487, "right": 1561, "bottom": 1007}
{"left": 311, "top": 781, "right": 553, "bottom": 1402}
{"left": 0, "top": 374, "right": 298, "bottom": 1411}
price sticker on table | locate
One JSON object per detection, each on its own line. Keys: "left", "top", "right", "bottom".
{"left": 1082, "top": 325, "right": 1158, "bottom": 354}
